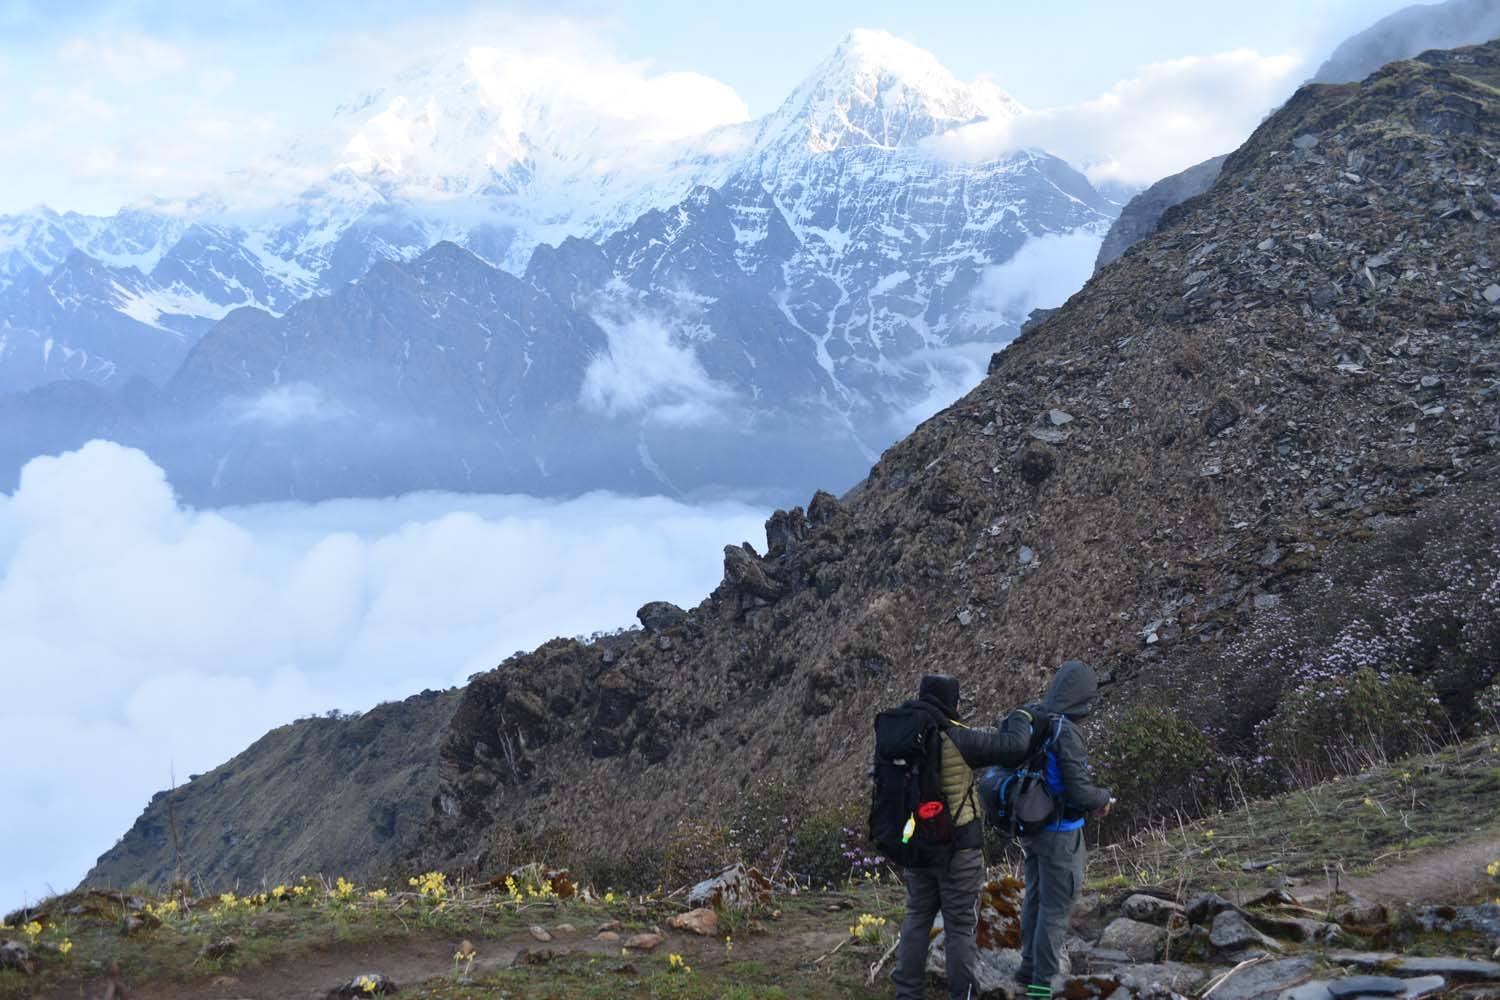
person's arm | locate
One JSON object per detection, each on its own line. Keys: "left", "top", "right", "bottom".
{"left": 946, "top": 709, "right": 1035, "bottom": 768}
{"left": 1054, "top": 723, "right": 1112, "bottom": 812}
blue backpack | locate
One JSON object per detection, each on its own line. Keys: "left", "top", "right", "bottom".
{"left": 977, "top": 715, "right": 1066, "bottom": 838}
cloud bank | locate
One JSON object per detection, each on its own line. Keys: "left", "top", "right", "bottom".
{"left": 0, "top": 440, "right": 766, "bottom": 910}
{"left": 935, "top": 48, "right": 1305, "bottom": 186}
{"left": 580, "top": 314, "right": 738, "bottom": 427}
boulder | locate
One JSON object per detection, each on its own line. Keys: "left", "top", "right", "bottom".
{"left": 529, "top": 925, "right": 552, "bottom": 943}
{"left": 1245, "top": 911, "right": 1341, "bottom": 943}
{"left": 1099, "top": 917, "right": 1167, "bottom": 962}
{"left": 1019, "top": 444, "right": 1057, "bottom": 484}
{"left": 1209, "top": 909, "right": 1282, "bottom": 953}
{"left": 0, "top": 940, "right": 35, "bottom": 975}
{"left": 1204, "top": 397, "right": 1242, "bottom": 436}
{"left": 1115, "top": 961, "right": 1207, "bottom": 994}
{"left": 721, "top": 544, "right": 787, "bottom": 603}
{"left": 1410, "top": 903, "right": 1500, "bottom": 945}
{"left": 667, "top": 908, "right": 719, "bottom": 936}
{"left": 1332, "top": 896, "right": 1388, "bottom": 928}
{"left": 636, "top": 601, "right": 687, "bottom": 634}
{"left": 1121, "top": 894, "right": 1186, "bottom": 926}
{"left": 687, "top": 864, "right": 772, "bottom": 911}
{"left": 1185, "top": 892, "right": 1236, "bottom": 925}
{"left": 595, "top": 931, "right": 620, "bottom": 943}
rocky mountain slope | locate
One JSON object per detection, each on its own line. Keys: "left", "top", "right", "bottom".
{"left": 1093, "top": 0, "right": 1500, "bottom": 274}
{"left": 87, "top": 40, "right": 1500, "bottom": 892}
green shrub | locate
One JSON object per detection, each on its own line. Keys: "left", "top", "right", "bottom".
{"left": 1088, "top": 705, "right": 1224, "bottom": 828}
{"left": 1261, "top": 667, "right": 1441, "bottom": 784}
{"left": 784, "top": 803, "right": 865, "bottom": 887}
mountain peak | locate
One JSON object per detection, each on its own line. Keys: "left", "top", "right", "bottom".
{"left": 769, "top": 28, "right": 1021, "bottom": 155}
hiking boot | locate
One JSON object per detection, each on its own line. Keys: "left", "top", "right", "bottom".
{"left": 1025, "top": 984, "right": 1052, "bottom": 999}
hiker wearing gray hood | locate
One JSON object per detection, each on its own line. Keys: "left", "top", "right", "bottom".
{"left": 1018, "top": 660, "right": 1113, "bottom": 1000}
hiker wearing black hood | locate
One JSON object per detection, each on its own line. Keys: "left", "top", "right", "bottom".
{"left": 891, "top": 674, "right": 1037, "bottom": 1000}
{"left": 1017, "top": 660, "right": 1114, "bottom": 1000}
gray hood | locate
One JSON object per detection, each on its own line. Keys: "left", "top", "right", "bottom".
{"left": 1042, "top": 659, "right": 1098, "bottom": 720}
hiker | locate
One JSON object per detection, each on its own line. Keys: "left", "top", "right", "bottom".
{"left": 1017, "top": 659, "right": 1114, "bottom": 1000}
{"left": 884, "top": 674, "right": 1038, "bottom": 1000}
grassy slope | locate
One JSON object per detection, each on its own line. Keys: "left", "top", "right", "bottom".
{"left": 7, "top": 734, "right": 1499, "bottom": 999}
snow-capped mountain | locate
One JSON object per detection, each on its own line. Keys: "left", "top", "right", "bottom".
{"left": 0, "top": 29, "right": 1118, "bottom": 502}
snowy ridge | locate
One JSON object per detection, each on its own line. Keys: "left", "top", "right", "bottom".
{"left": 0, "top": 27, "right": 1107, "bottom": 426}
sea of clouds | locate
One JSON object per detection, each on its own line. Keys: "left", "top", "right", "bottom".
{"left": 0, "top": 440, "right": 767, "bottom": 910}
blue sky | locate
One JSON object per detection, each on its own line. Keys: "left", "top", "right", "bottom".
{"left": 0, "top": 0, "right": 1419, "bottom": 213}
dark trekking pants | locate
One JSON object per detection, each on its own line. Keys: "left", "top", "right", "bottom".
{"left": 1019, "top": 826, "right": 1087, "bottom": 991}
{"left": 892, "top": 846, "right": 985, "bottom": 1000}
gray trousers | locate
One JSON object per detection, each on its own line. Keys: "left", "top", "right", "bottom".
{"left": 892, "top": 846, "right": 985, "bottom": 1000}
{"left": 1019, "top": 826, "right": 1087, "bottom": 988}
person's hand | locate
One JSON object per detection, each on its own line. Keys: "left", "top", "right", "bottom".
{"left": 1096, "top": 797, "right": 1116, "bottom": 819}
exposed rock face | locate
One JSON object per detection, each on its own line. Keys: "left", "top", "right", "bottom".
{"left": 1094, "top": 155, "right": 1229, "bottom": 271}
{"left": 87, "top": 41, "right": 1500, "bottom": 893}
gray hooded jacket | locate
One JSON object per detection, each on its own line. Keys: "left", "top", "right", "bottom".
{"left": 1040, "top": 660, "right": 1112, "bottom": 820}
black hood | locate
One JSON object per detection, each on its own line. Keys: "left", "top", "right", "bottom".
{"left": 1042, "top": 660, "right": 1098, "bottom": 720}
{"left": 918, "top": 674, "right": 961, "bottom": 718}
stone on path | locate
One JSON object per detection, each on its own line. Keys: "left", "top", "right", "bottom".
{"left": 623, "top": 932, "right": 664, "bottom": 952}
{"left": 1099, "top": 917, "right": 1166, "bottom": 962}
{"left": 1121, "top": 894, "right": 1185, "bottom": 926}
{"left": 529, "top": 924, "right": 552, "bottom": 943}
{"left": 667, "top": 907, "right": 719, "bottom": 936}
{"left": 1209, "top": 909, "right": 1282, "bottom": 952}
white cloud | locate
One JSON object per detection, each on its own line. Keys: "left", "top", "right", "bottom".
{"left": 57, "top": 35, "right": 191, "bottom": 84}
{"left": 968, "top": 230, "right": 1104, "bottom": 326}
{"left": 232, "top": 383, "right": 350, "bottom": 426}
{"left": 935, "top": 49, "right": 1305, "bottom": 186}
{"left": 580, "top": 314, "right": 738, "bottom": 427}
{"left": 892, "top": 230, "right": 1105, "bottom": 429}
{"left": 0, "top": 440, "right": 766, "bottom": 910}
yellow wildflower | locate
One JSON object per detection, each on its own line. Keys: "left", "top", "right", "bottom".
{"left": 58, "top": 938, "right": 73, "bottom": 956}
{"left": 849, "top": 913, "right": 887, "bottom": 944}
{"left": 354, "top": 974, "right": 379, "bottom": 994}
{"left": 666, "top": 952, "right": 691, "bottom": 974}
{"left": 331, "top": 876, "right": 357, "bottom": 901}
{"left": 271, "top": 884, "right": 287, "bottom": 900}
{"left": 603, "top": 891, "right": 616, "bottom": 904}
{"left": 218, "top": 892, "right": 239, "bottom": 910}
{"left": 367, "top": 888, "right": 388, "bottom": 902}
{"left": 22, "top": 921, "right": 42, "bottom": 941}
{"left": 408, "top": 871, "right": 448, "bottom": 901}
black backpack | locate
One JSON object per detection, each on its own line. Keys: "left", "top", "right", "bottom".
{"left": 977, "top": 715, "right": 1064, "bottom": 839}
{"left": 868, "top": 705, "right": 956, "bottom": 868}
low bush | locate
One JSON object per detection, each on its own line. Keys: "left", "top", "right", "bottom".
{"left": 1259, "top": 667, "right": 1442, "bottom": 785}
{"left": 1087, "top": 704, "right": 1225, "bottom": 831}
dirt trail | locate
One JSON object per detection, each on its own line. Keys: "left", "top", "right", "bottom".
{"left": 1297, "top": 830, "right": 1500, "bottom": 905}
{"left": 41, "top": 920, "right": 845, "bottom": 1000}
